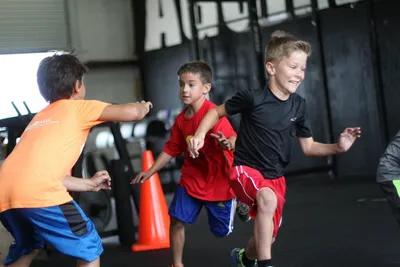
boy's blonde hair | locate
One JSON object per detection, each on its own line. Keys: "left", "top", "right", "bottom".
{"left": 264, "top": 30, "right": 312, "bottom": 65}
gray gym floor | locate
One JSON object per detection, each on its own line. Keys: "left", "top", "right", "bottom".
{"left": 31, "top": 174, "right": 400, "bottom": 267}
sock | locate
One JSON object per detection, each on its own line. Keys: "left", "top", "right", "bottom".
{"left": 241, "top": 251, "right": 256, "bottom": 267}
{"left": 257, "top": 259, "right": 273, "bottom": 267}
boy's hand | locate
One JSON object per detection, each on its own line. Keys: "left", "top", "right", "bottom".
{"left": 210, "top": 131, "right": 233, "bottom": 150}
{"left": 90, "top": 171, "right": 112, "bottom": 192}
{"left": 131, "top": 171, "right": 151, "bottom": 184}
{"left": 338, "top": 127, "right": 361, "bottom": 152}
{"left": 188, "top": 133, "right": 205, "bottom": 158}
{"left": 137, "top": 100, "right": 153, "bottom": 114}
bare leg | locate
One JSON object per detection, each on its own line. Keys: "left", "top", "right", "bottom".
{"left": 245, "top": 236, "right": 257, "bottom": 260}
{"left": 7, "top": 249, "right": 39, "bottom": 267}
{"left": 76, "top": 257, "right": 100, "bottom": 267}
{"left": 254, "top": 188, "right": 277, "bottom": 261}
{"left": 244, "top": 225, "right": 276, "bottom": 261}
{"left": 170, "top": 218, "right": 185, "bottom": 267}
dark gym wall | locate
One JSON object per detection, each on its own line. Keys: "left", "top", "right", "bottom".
{"left": 141, "top": 44, "right": 190, "bottom": 113}
{"left": 133, "top": 0, "right": 399, "bottom": 180}
{"left": 374, "top": 0, "right": 400, "bottom": 139}
{"left": 319, "top": 2, "right": 385, "bottom": 177}
{"left": 202, "top": 29, "right": 259, "bottom": 131}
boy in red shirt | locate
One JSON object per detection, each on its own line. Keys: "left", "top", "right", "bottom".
{"left": 132, "top": 61, "right": 239, "bottom": 267}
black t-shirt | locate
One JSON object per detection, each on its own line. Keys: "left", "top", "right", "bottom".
{"left": 225, "top": 86, "right": 313, "bottom": 178}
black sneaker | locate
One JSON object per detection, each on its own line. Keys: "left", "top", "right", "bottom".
{"left": 236, "top": 202, "right": 251, "bottom": 223}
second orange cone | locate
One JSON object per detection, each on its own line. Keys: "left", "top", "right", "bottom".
{"left": 131, "top": 150, "right": 170, "bottom": 252}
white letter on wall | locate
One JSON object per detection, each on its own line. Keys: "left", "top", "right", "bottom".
{"left": 197, "top": 2, "right": 219, "bottom": 40}
{"left": 222, "top": 2, "right": 249, "bottom": 32}
{"left": 179, "top": 0, "right": 219, "bottom": 40}
{"left": 145, "top": 0, "right": 182, "bottom": 51}
{"left": 267, "top": 0, "right": 286, "bottom": 15}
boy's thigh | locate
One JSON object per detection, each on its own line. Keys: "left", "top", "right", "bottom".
{"left": 204, "top": 198, "right": 237, "bottom": 237}
{"left": 0, "top": 209, "right": 44, "bottom": 266}
{"left": 22, "top": 200, "right": 103, "bottom": 263}
{"left": 169, "top": 185, "right": 203, "bottom": 224}
{"left": 229, "top": 165, "right": 286, "bottom": 236}
{"left": 380, "top": 180, "right": 400, "bottom": 224}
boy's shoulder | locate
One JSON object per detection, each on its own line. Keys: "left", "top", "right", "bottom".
{"left": 34, "top": 99, "right": 109, "bottom": 119}
{"left": 291, "top": 92, "right": 305, "bottom": 101}
{"left": 204, "top": 99, "right": 217, "bottom": 108}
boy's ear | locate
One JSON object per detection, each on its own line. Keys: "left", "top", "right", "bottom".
{"left": 265, "top": 62, "right": 275, "bottom": 76}
{"left": 203, "top": 83, "right": 211, "bottom": 94}
{"left": 72, "top": 80, "right": 82, "bottom": 94}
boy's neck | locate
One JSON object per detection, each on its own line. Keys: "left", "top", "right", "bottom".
{"left": 268, "top": 81, "right": 290, "bottom": 101}
{"left": 185, "top": 96, "right": 206, "bottom": 117}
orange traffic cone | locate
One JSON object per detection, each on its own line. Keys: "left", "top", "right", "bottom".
{"left": 131, "top": 150, "right": 170, "bottom": 252}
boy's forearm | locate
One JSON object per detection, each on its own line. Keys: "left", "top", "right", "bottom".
{"left": 195, "top": 108, "right": 221, "bottom": 137}
{"left": 63, "top": 175, "right": 94, "bottom": 192}
{"left": 146, "top": 152, "right": 173, "bottom": 176}
{"left": 306, "top": 142, "right": 343, "bottom": 156}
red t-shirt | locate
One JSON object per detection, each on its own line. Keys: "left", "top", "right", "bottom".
{"left": 163, "top": 100, "right": 236, "bottom": 201}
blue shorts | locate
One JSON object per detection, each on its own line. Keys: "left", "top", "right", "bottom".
{"left": 0, "top": 200, "right": 103, "bottom": 265}
{"left": 169, "top": 185, "right": 236, "bottom": 237}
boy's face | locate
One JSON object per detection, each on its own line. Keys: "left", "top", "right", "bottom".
{"left": 178, "top": 72, "right": 210, "bottom": 105}
{"left": 266, "top": 50, "right": 308, "bottom": 95}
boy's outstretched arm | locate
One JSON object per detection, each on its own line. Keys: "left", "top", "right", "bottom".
{"left": 189, "top": 104, "right": 228, "bottom": 158}
{"left": 99, "top": 101, "right": 153, "bottom": 122}
{"left": 63, "top": 171, "right": 111, "bottom": 192}
{"left": 298, "top": 127, "right": 361, "bottom": 156}
{"left": 131, "top": 152, "right": 173, "bottom": 184}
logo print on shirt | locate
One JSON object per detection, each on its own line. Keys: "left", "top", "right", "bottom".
{"left": 290, "top": 117, "right": 297, "bottom": 122}
{"left": 25, "top": 118, "right": 59, "bottom": 131}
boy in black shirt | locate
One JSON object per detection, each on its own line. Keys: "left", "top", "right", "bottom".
{"left": 188, "top": 31, "right": 361, "bottom": 267}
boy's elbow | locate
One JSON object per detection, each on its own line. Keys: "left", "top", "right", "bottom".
{"left": 215, "top": 104, "right": 228, "bottom": 118}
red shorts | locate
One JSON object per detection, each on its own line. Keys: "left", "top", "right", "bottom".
{"left": 229, "top": 165, "right": 286, "bottom": 237}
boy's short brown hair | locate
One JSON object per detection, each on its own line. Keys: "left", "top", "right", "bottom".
{"left": 37, "top": 53, "right": 88, "bottom": 103}
{"left": 177, "top": 61, "right": 212, "bottom": 85}
{"left": 264, "top": 30, "right": 312, "bottom": 65}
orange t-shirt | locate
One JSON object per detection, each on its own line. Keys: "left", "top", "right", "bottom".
{"left": 0, "top": 99, "right": 110, "bottom": 212}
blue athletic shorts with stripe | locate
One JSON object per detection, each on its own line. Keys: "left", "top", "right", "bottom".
{"left": 169, "top": 185, "right": 236, "bottom": 237}
{"left": 0, "top": 200, "right": 103, "bottom": 265}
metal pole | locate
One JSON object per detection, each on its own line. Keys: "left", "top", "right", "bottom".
{"left": 188, "top": 0, "right": 201, "bottom": 60}
{"left": 247, "top": 0, "right": 265, "bottom": 88}
{"left": 110, "top": 122, "right": 140, "bottom": 213}
{"left": 285, "top": 0, "right": 295, "bottom": 17}
{"left": 328, "top": 0, "right": 336, "bottom": 8}
{"left": 311, "top": 0, "right": 337, "bottom": 178}
{"left": 366, "top": 0, "right": 389, "bottom": 143}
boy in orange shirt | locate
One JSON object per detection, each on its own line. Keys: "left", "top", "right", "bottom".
{"left": 0, "top": 53, "right": 152, "bottom": 267}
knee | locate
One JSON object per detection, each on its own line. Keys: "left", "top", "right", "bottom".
{"left": 255, "top": 188, "right": 277, "bottom": 215}
{"left": 32, "top": 249, "right": 40, "bottom": 256}
{"left": 170, "top": 217, "right": 185, "bottom": 230}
